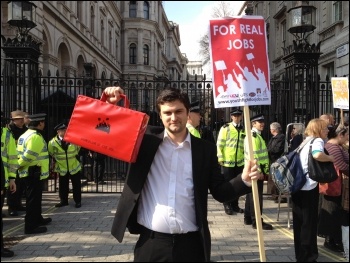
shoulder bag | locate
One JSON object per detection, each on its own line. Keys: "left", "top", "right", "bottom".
{"left": 307, "top": 138, "right": 337, "bottom": 183}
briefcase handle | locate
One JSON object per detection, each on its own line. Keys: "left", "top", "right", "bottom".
{"left": 100, "top": 92, "right": 130, "bottom": 108}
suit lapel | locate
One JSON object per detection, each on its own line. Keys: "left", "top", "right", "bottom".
{"left": 191, "top": 136, "right": 202, "bottom": 191}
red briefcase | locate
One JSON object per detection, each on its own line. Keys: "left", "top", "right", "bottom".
{"left": 64, "top": 94, "right": 149, "bottom": 163}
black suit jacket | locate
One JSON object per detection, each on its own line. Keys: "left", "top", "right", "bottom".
{"left": 111, "top": 126, "right": 252, "bottom": 262}
{"left": 267, "top": 133, "right": 286, "bottom": 163}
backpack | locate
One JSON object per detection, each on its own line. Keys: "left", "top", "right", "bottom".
{"left": 270, "top": 139, "right": 310, "bottom": 194}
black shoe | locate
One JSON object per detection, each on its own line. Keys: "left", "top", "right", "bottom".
{"left": 244, "top": 217, "right": 252, "bottom": 225}
{"left": 55, "top": 202, "right": 68, "bottom": 207}
{"left": 98, "top": 181, "right": 106, "bottom": 185}
{"left": 8, "top": 210, "right": 18, "bottom": 216}
{"left": 324, "top": 240, "right": 344, "bottom": 252}
{"left": 25, "top": 226, "right": 47, "bottom": 234}
{"left": 1, "top": 248, "right": 14, "bottom": 257}
{"left": 252, "top": 221, "right": 273, "bottom": 230}
{"left": 275, "top": 198, "right": 287, "bottom": 203}
{"left": 17, "top": 206, "right": 26, "bottom": 211}
{"left": 232, "top": 206, "right": 244, "bottom": 213}
{"left": 75, "top": 203, "right": 81, "bottom": 208}
{"left": 224, "top": 204, "right": 233, "bottom": 215}
{"left": 40, "top": 217, "right": 52, "bottom": 225}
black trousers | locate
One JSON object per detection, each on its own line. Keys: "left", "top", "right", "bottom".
{"left": 222, "top": 166, "right": 244, "bottom": 209}
{"left": 244, "top": 179, "right": 264, "bottom": 221}
{"left": 292, "top": 186, "right": 319, "bottom": 262}
{"left": 23, "top": 175, "right": 44, "bottom": 231}
{"left": 1, "top": 189, "right": 6, "bottom": 248}
{"left": 134, "top": 226, "right": 205, "bottom": 262}
{"left": 7, "top": 173, "right": 25, "bottom": 210}
{"left": 93, "top": 159, "right": 105, "bottom": 183}
{"left": 58, "top": 172, "right": 82, "bottom": 204}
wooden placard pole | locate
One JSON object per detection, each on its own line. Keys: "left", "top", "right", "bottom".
{"left": 243, "top": 105, "right": 266, "bottom": 262}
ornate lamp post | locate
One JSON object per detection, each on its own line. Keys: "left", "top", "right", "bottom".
{"left": 282, "top": 1, "right": 321, "bottom": 124}
{"left": 1, "top": 1, "right": 41, "bottom": 115}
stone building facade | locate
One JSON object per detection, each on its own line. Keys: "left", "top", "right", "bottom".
{"left": 1, "top": 1, "right": 192, "bottom": 81}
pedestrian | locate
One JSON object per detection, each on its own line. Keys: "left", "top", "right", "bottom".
{"left": 7, "top": 110, "right": 28, "bottom": 216}
{"left": 105, "top": 86, "right": 261, "bottom": 262}
{"left": 17, "top": 113, "right": 52, "bottom": 234}
{"left": 186, "top": 101, "right": 201, "bottom": 138}
{"left": 90, "top": 151, "right": 107, "bottom": 185}
{"left": 48, "top": 123, "right": 82, "bottom": 208}
{"left": 1, "top": 112, "right": 17, "bottom": 257}
{"left": 244, "top": 114, "right": 273, "bottom": 230}
{"left": 292, "top": 118, "right": 334, "bottom": 262}
{"left": 216, "top": 107, "right": 245, "bottom": 215}
{"left": 318, "top": 124, "right": 348, "bottom": 252}
{"left": 289, "top": 125, "right": 303, "bottom": 152}
{"left": 267, "top": 122, "right": 286, "bottom": 202}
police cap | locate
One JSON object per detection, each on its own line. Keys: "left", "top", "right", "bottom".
{"left": 28, "top": 113, "right": 47, "bottom": 122}
{"left": 230, "top": 108, "right": 243, "bottom": 115}
{"left": 189, "top": 101, "right": 200, "bottom": 113}
{"left": 54, "top": 123, "right": 67, "bottom": 131}
{"left": 250, "top": 114, "right": 264, "bottom": 122}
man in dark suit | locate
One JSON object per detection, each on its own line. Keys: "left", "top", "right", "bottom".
{"left": 104, "top": 86, "right": 262, "bottom": 262}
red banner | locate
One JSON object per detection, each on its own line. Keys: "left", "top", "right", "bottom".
{"left": 209, "top": 16, "right": 271, "bottom": 108}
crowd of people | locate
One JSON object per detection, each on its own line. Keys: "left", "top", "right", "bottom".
{"left": 1, "top": 86, "right": 349, "bottom": 262}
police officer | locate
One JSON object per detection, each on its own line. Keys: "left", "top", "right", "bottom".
{"left": 7, "top": 110, "right": 28, "bottom": 216}
{"left": 217, "top": 108, "right": 245, "bottom": 215}
{"left": 186, "top": 101, "right": 201, "bottom": 138}
{"left": 1, "top": 112, "right": 17, "bottom": 257}
{"left": 244, "top": 114, "right": 272, "bottom": 230}
{"left": 48, "top": 123, "right": 82, "bottom": 208}
{"left": 17, "top": 113, "right": 52, "bottom": 234}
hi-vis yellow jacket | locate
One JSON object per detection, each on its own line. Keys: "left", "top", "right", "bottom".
{"left": 17, "top": 129, "right": 50, "bottom": 180}
{"left": 244, "top": 128, "right": 269, "bottom": 175}
{"left": 48, "top": 136, "right": 81, "bottom": 176}
{"left": 1, "top": 127, "right": 18, "bottom": 188}
{"left": 186, "top": 123, "right": 201, "bottom": 138}
{"left": 217, "top": 123, "right": 245, "bottom": 167}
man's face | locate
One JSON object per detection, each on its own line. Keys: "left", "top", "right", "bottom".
{"left": 57, "top": 129, "right": 66, "bottom": 137}
{"left": 252, "top": 120, "right": 265, "bottom": 131}
{"left": 231, "top": 114, "right": 242, "bottom": 124}
{"left": 12, "top": 118, "right": 25, "bottom": 128}
{"left": 188, "top": 111, "right": 201, "bottom": 128}
{"left": 159, "top": 100, "right": 188, "bottom": 135}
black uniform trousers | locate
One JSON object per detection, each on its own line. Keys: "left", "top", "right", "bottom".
{"left": 58, "top": 171, "right": 81, "bottom": 204}
{"left": 244, "top": 179, "right": 264, "bottom": 222}
{"left": 134, "top": 225, "right": 205, "bottom": 262}
{"left": 222, "top": 166, "right": 244, "bottom": 209}
{"left": 292, "top": 185, "right": 319, "bottom": 262}
{"left": 1, "top": 189, "right": 6, "bottom": 249}
{"left": 7, "top": 172, "right": 25, "bottom": 210}
{"left": 23, "top": 173, "right": 44, "bottom": 231}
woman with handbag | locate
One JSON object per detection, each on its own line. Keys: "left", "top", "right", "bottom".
{"left": 292, "top": 118, "right": 334, "bottom": 262}
{"left": 318, "top": 124, "right": 349, "bottom": 253}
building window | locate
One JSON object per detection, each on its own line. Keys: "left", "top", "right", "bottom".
{"left": 333, "top": 1, "right": 343, "bottom": 22}
{"left": 129, "top": 1, "right": 137, "bottom": 18}
{"left": 129, "top": 43, "right": 137, "bottom": 64}
{"left": 90, "top": 6, "right": 94, "bottom": 35}
{"left": 143, "top": 45, "right": 149, "bottom": 65}
{"left": 77, "top": 2, "right": 82, "bottom": 21}
{"left": 281, "top": 20, "right": 286, "bottom": 43}
{"left": 143, "top": 1, "right": 150, "bottom": 19}
{"left": 323, "top": 62, "right": 335, "bottom": 79}
{"left": 115, "top": 39, "right": 118, "bottom": 59}
{"left": 109, "top": 30, "right": 112, "bottom": 53}
{"left": 101, "top": 20, "right": 105, "bottom": 46}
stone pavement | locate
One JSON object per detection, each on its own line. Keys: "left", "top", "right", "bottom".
{"left": 2, "top": 192, "right": 347, "bottom": 262}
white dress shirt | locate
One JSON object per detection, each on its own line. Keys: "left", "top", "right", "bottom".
{"left": 137, "top": 131, "right": 198, "bottom": 234}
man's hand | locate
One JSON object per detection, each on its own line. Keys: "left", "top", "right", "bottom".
{"left": 103, "top": 86, "right": 124, "bottom": 104}
{"left": 241, "top": 160, "right": 263, "bottom": 184}
{"left": 9, "top": 179, "right": 16, "bottom": 193}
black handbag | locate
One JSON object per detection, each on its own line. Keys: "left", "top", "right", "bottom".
{"left": 307, "top": 138, "right": 337, "bottom": 183}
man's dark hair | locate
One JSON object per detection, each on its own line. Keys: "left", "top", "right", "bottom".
{"left": 156, "top": 87, "right": 190, "bottom": 113}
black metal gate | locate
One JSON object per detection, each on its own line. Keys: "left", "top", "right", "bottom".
{"left": 1, "top": 64, "right": 340, "bottom": 193}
